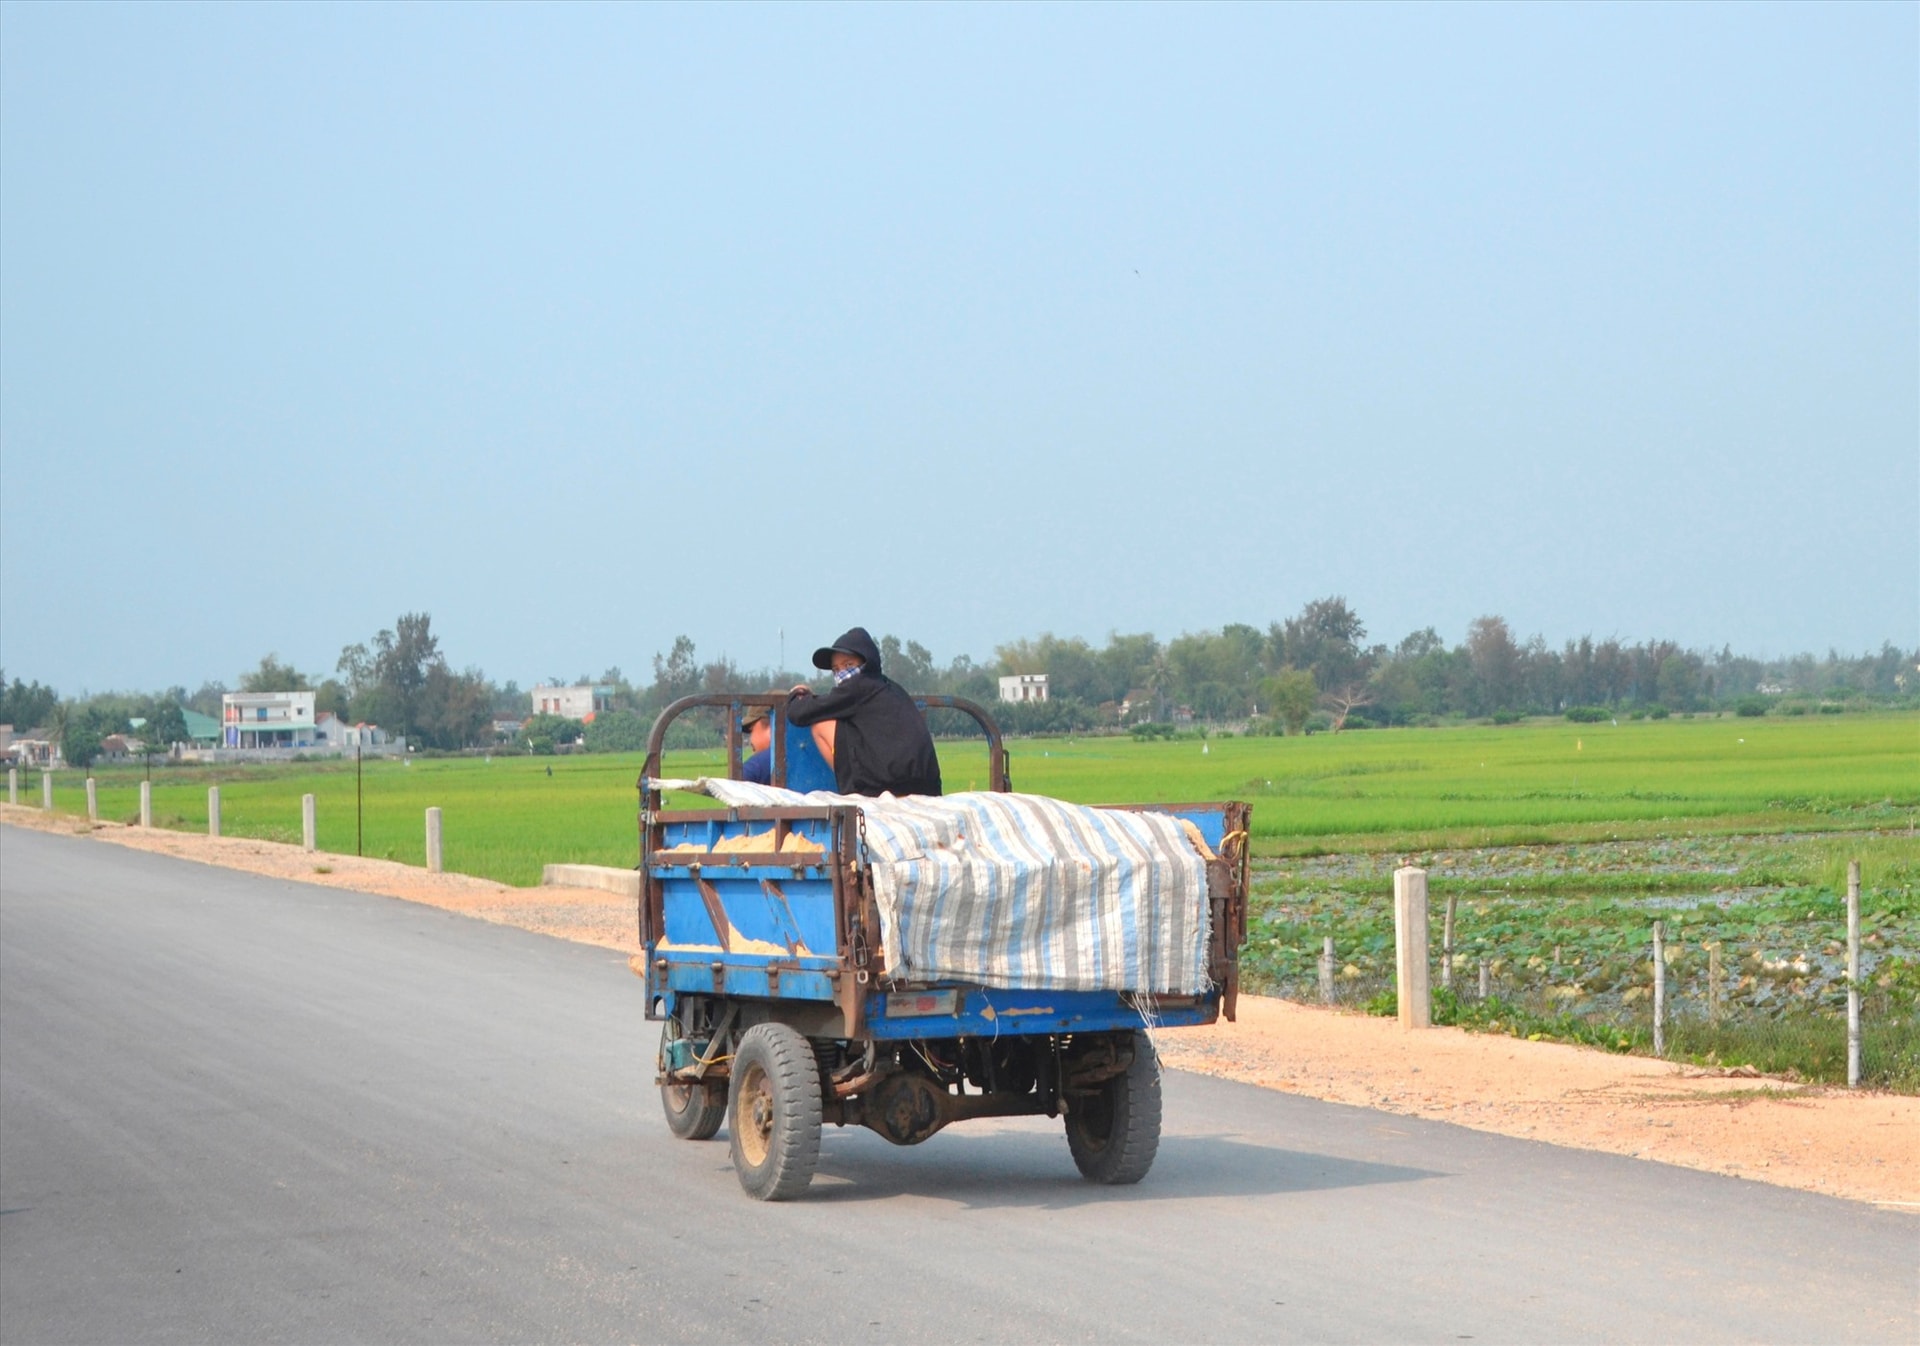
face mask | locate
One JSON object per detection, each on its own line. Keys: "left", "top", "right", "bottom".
{"left": 832, "top": 665, "right": 861, "bottom": 686}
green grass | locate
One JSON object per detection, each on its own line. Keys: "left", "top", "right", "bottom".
{"left": 1357, "top": 987, "right": 1920, "bottom": 1092}
{"left": 47, "top": 754, "right": 652, "bottom": 887}
{"left": 1665, "top": 1012, "right": 1920, "bottom": 1092}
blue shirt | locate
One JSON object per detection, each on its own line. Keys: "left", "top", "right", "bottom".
{"left": 744, "top": 746, "right": 773, "bottom": 785}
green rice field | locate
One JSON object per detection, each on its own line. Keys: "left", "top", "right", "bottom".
{"left": 28, "top": 711, "right": 1918, "bottom": 887}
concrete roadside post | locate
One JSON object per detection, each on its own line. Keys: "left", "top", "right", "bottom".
{"left": 1847, "top": 860, "right": 1861, "bottom": 1088}
{"left": 302, "top": 794, "right": 317, "bottom": 852}
{"left": 86, "top": 778, "right": 98, "bottom": 822}
{"left": 1441, "top": 894, "right": 1457, "bottom": 990}
{"left": 1651, "top": 921, "right": 1667, "bottom": 1057}
{"left": 208, "top": 786, "right": 221, "bottom": 838}
{"left": 139, "top": 780, "right": 152, "bottom": 827}
{"left": 9, "top": 767, "right": 17, "bottom": 804}
{"left": 426, "top": 807, "right": 443, "bottom": 874}
{"left": 1318, "top": 936, "right": 1336, "bottom": 1004}
{"left": 42, "top": 772, "right": 53, "bottom": 810}
{"left": 1393, "top": 865, "right": 1431, "bottom": 1029}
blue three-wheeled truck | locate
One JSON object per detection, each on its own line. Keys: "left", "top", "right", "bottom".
{"left": 636, "top": 693, "right": 1250, "bottom": 1200}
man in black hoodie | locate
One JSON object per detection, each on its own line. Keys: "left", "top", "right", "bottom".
{"left": 786, "top": 627, "right": 943, "bottom": 797}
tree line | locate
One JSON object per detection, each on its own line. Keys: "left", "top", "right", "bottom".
{"left": 4, "top": 601, "right": 1913, "bottom": 763}
{"left": 892, "top": 601, "right": 1915, "bottom": 736}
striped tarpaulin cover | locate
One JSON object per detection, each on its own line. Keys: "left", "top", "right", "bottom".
{"left": 651, "top": 780, "right": 1212, "bottom": 993}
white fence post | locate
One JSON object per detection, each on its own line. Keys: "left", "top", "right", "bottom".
{"left": 85, "top": 778, "right": 98, "bottom": 822}
{"left": 425, "top": 807, "right": 443, "bottom": 873}
{"left": 1847, "top": 860, "right": 1862, "bottom": 1089}
{"left": 139, "top": 781, "right": 152, "bottom": 828}
{"left": 302, "top": 794, "right": 317, "bottom": 852}
{"left": 1319, "top": 936, "right": 1336, "bottom": 1004}
{"left": 1394, "top": 866, "right": 1431, "bottom": 1030}
{"left": 1441, "top": 893, "right": 1456, "bottom": 990}
{"left": 8, "top": 767, "right": 17, "bottom": 804}
{"left": 1652, "top": 921, "right": 1667, "bottom": 1057}
{"left": 208, "top": 786, "right": 221, "bottom": 838}
{"left": 42, "top": 772, "right": 53, "bottom": 811}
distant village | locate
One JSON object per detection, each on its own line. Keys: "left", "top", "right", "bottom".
{"left": 3, "top": 686, "right": 403, "bottom": 770}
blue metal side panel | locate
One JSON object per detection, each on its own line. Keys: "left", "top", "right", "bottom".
{"left": 660, "top": 819, "right": 712, "bottom": 850}
{"left": 781, "top": 724, "right": 837, "bottom": 793}
{"left": 660, "top": 878, "right": 717, "bottom": 947}
{"left": 864, "top": 987, "right": 1217, "bottom": 1040}
{"left": 761, "top": 874, "right": 839, "bottom": 955}
{"left": 661, "top": 962, "right": 838, "bottom": 1002}
{"left": 655, "top": 866, "right": 840, "bottom": 959}
{"left": 1137, "top": 803, "right": 1232, "bottom": 850}
{"left": 659, "top": 815, "right": 836, "bottom": 851}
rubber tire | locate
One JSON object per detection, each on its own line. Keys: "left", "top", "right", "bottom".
{"left": 661, "top": 1076, "right": 727, "bottom": 1141}
{"left": 1065, "top": 1030, "right": 1162, "bottom": 1185}
{"left": 728, "top": 1023, "right": 823, "bottom": 1201}
{"left": 659, "top": 1023, "right": 727, "bottom": 1140}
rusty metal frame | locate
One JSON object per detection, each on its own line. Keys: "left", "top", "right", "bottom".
{"left": 831, "top": 808, "right": 867, "bottom": 1038}
{"left": 1214, "top": 800, "right": 1251, "bottom": 1020}
{"left": 693, "top": 877, "right": 733, "bottom": 952}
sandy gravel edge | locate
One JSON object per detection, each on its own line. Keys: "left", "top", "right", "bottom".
{"left": 6, "top": 803, "right": 1914, "bottom": 1209}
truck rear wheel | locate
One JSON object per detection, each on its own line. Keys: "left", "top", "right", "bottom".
{"left": 659, "top": 1023, "right": 727, "bottom": 1140}
{"left": 728, "top": 1023, "right": 822, "bottom": 1201}
{"left": 1065, "top": 1030, "right": 1161, "bottom": 1185}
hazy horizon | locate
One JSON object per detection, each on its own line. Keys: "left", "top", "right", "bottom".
{"left": 14, "top": 610, "right": 1917, "bottom": 703}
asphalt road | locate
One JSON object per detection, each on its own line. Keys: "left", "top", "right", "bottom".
{"left": 2, "top": 827, "right": 1913, "bottom": 1345}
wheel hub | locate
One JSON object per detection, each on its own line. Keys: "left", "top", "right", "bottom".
{"left": 737, "top": 1065, "right": 774, "bottom": 1166}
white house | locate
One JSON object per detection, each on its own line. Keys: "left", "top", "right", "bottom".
{"left": 8, "top": 737, "right": 57, "bottom": 766}
{"left": 341, "top": 722, "right": 392, "bottom": 748}
{"left": 530, "top": 684, "right": 613, "bottom": 720}
{"left": 223, "top": 691, "right": 318, "bottom": 749}
{"left": 314, "top": 711, "right": 375, "bottom": 749}
{"left": 998, "top": 673, "right": 1049, "bottom": 704}
{"left": 306, "top": 713, "right": 392, "bottom": 750}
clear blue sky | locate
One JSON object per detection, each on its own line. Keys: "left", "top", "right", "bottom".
{"left": 3, "top": 2, "right": 1914, "bottom": 694}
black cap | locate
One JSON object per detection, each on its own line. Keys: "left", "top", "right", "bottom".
{"left": 811, "top": 626, "right": 881, "bottom": 672}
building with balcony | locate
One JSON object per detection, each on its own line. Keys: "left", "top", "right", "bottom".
{"left": 222, "top": 690, "right": 318, "bottom": 749}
